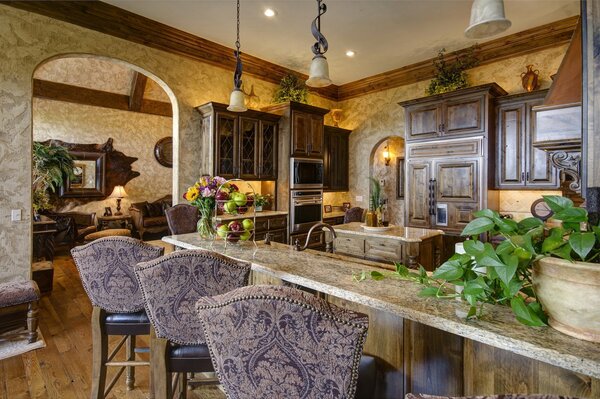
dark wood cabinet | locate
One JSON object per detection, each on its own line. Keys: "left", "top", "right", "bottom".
{"left": 291, "top": 110, "right": 324, "bottom": 157}
{"left": 496, "top": 90, "right": 558, "bottom": 189}
{"left": 401, "top": 84, "right": 507, "bottom": 234}
{"left": 401, "top": 84, "right": 506, "bottom": 142}
{"left": 197, "top": 102, "right": 280, "bottom": 180}
{"left": 323, "top": 126, "right": 350, "bottom": 192}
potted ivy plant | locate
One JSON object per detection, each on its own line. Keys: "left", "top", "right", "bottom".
{"left": 355, "top": 195, "right": 600, "bottom": 342}
{"left": 32, "top": 142, "right": 74, "bottom": 219}
{"left": 273, "top": 74, "right": 308, "bottom": 104}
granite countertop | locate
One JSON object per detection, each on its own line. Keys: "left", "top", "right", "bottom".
{"left": 324, "top": 211, "right": 346, "bottom": 219}
{"left": 215, "top": 210, "right": 288, "bottom": 222}
{"left": 163, "top": 233, "right": 600, "bottom": 379}
{"left": 334, "top": 222, "right": 444, "bottom": 242}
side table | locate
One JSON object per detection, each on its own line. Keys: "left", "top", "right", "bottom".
{"left": 97, "top": 215, "right": 133, "bottom": 231}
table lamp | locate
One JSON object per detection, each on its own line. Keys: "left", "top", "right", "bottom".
{"left": 109, "top": 185, "right": 128, "bottom": 216}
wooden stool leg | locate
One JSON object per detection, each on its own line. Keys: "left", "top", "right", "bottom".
{"left": 91, "top": 307, "right": 108, "bottom": 399}
{"left": 26, "top": 301, "right": 39, "bottom": 343}
{"left": 151, "top": 329, "right": 170, "bottom": 399}
{"left": 179, "top": 372, "right": 188, "bottom": 399}
{"left": 126, "top": 335, "right": 135, "bottom": 390}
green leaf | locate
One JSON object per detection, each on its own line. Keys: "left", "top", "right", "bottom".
{"left": 495, "top": 239, "right": 514, "bottom": 256}
{"left": 473, "top": 209, "right": 497, "bottom": 219}
{"left": 432, "top": 260, "right": 464, "bottom": 281}
{"left": 495, "top": 254, "right": 518, "bottom": 286}
{"left": 461, "top": 217, "right": 495, "bottom": 236}
{"left": 419, "top": 287, "right": 439, "bottom": 297}
{"left": 593, "top": 225, "right": 600, "bottom": 242}
{"left": 510, "top": 297, "right": 547, "bottom": 326}
{"left": 466, "top": 306, "right": 477, "bottom": 319}
{"left": 518, "top": 217, "right": 544, "bottom": 232}
{"left": 562, "top": 222, "right": 581, "bottom": 233}
{"left": 395, "top": 263, "right": 409, "bottom": 277}
{"left": 553, "top": 207, "right": 588, "bottom": 223}
{"left": 370, "top": 271, "right": 385, "bottom": 281}
{"left": 474, "top": 243, "right": 505, "bottom": 268}
{"left": 464, "top": 276, "right": 488, "bottom": 296}
{"left": 463, "top": 240, "right": 484, "bottom": 256}
{"left": 505, "top": 279, "right": 523, "bottom": 298}
{"left": 464, "top": 293, "right": 478, "bottom": 306}
{"left": 543, "top": 195, "right": 573, "bottom": 213}
{"left": 569, "top": 232, "right": 596, "bottom": 260}
{"left": 542, "top": 227, "right": 565, "bottom": 253}
{"left": 551, "top": 244, "right": 573, "bottom": 261}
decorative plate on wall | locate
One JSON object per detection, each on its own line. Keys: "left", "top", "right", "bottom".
{"left": 154, "top": 137, "right": 173, "bottom": 168}
{"left": 531, "top": 198, "right": 554, "bottom": 221}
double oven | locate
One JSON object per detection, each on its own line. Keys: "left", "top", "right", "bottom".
{"left": 290, "top": 158, "right": 323, "bottom": 234}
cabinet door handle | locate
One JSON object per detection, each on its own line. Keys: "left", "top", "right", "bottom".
{"left": 521, "top": 172, "right": 525, "bottom": 181}
{"left": 526, "top": 171, "right": 530, "bottom": 181}
{"left": 438, "top": 124, "right": 443, "bottom": 135}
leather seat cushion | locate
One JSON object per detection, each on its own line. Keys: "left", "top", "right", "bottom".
{"left": 356, "top": 355, "right": 377, "bottom": 399}
{"left": 76, "top": 226, "right": 97, "bottom": 239}
{"left": 105, "top": 310, "right": 150, "bottom": 335}
{"left": 168, "top": 344, "right": 213, "bottom": 373}
{"left": 143, "top": 216, "right": 167, "bottom": 227}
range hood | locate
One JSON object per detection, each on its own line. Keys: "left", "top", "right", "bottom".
{"left": 532, "top": 17, "right": 582, "bottom": 193}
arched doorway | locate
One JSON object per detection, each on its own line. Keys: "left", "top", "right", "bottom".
{"left": 369, "top": 136, "right": 405, "bottom": 226}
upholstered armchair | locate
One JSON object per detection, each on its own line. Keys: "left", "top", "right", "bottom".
{"left": 71, "top": 236, "right": 164, "bottom": 399}
{"left": 165, "top": 204, "right": 199, "bottom": 235}
{"left": 129, "top": 195, "right": 172, "bottom": 240}
{"left": 46, "top": 211, "right": 97, "bottom": 246}
{"left": 134, "top": 249, "right": 251, "bottom": 399}
{"left": 196, "top": 284, "right": 371, "bottom": 399}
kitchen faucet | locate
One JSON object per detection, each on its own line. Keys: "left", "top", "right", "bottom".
{"left": 293, "top": 222, "right": 337, "bottom": 253}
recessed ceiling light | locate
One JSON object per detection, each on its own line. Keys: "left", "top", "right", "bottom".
{"left": 346, "top": 50, "right": 356, "bottom": 57}
{"left": 264, "top": 8, "right": 276, "bottom": 17}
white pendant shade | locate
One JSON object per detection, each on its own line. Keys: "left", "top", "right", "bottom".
{"left": 227, "top": 88, "right": 247, "bottom": 112}
{"left": 306, "top": 54, "right": 332, "bottom": 88}
{"left": 465, "top": 0, "right": 511, "bottom": 39}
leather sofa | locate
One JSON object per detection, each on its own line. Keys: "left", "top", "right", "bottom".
{"left": 45, "top": 211, "right": 97, "bottom": 247}
{"left": 129, "top": 195, "right": 172, "bottom": 240}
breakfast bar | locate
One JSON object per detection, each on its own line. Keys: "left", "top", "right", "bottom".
{"left": 163, "top": 233, "right": 600, "bottom": 399}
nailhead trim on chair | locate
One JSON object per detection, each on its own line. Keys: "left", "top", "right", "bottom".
{"left": 71, "top": 236, "right": 164, "bottom": 313}
{"left": 197, "top": 287, "right": 369, "bottom": 399}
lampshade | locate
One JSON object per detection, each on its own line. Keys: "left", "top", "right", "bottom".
{"left": 306, "top": 54, "right": 332, "bottom": 88}
{"left": 465, "top": 0, "right": 511, "bottom": 39}
{"left": 227, "top": 88, "right": 247, "bottom": 112}
{"left": 109, "top": 185, "right": 128, "bottom": 199}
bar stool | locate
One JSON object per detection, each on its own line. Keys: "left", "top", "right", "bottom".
{"left": 134, "top": 249, "right": 251, "bottom": 399}
{"left": 165, "top": 204, "right": 199, "bottom": 235}
{"left": 196, "top": 284, "right": 371, "bottom": 399}
{"left": 71, "top": 236, "right": 164, "bottom": 399}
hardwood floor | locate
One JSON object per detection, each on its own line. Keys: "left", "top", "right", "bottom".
{"left": 0, "top": 251, "right": 224, "bottom": 399}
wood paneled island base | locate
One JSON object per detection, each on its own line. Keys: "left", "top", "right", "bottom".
{"left": 163, "top": 234, "right": 600, "bottom": 399}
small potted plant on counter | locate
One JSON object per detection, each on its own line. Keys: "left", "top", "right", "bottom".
{"left": 355, "top": 196, "right": 600, "bottom": 342}
{"left": 253, "top": 194, "right": 271, "bottom": 212}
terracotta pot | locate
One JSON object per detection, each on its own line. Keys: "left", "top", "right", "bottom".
{"left": 533, "top": 257, "right": 600, "bottom": 342}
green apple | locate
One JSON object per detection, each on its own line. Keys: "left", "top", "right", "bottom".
{"left": 216, "top": 223, "right": 228, "bottom": 238}
{"left": 232, "top": 192, "right": 247, "bottom": 207}
{"left": 239, "top": 230, "right": 252, "bottom": 241}
{"left": 224, "top": 200, "right": 237, "bottom": 214}
{"left": 242, "top": 218, "right": 254, "bottom": 231}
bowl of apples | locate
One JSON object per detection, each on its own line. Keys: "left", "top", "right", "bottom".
{"left": 215, "top": 218, "right": 254, "bottom": 243}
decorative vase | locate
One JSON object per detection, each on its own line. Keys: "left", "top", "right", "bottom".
{"left": 533, "top": 257, "right": 600, "bottom": 342}
{"left": 196, "top": 209, "right": 216, "bottom": 239}
{"left": 521, "top": 65, "right": 540, "bottom": 92}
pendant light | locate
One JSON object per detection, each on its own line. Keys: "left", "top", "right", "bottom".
{"left": 227, "top": 0, "right": 247, "bottom": 112}
{"left": 465, "top": 0, "right": 511, "bottom": 39}
{"left": 306, "top": 0, "right": 332, "bottom": 88}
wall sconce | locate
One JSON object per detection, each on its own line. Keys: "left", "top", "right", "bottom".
{"left": 383, "top": 144, "right": 391, "bottom": 166}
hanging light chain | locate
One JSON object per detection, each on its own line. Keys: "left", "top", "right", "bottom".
{"left": 311, "top": 0, "right": 328, "bottom": 56}
{"left": 235, "top": 0, "right": 240, "bottom": 51}
{"left": 233, "top": 0, "right": 243, "bottom": 90}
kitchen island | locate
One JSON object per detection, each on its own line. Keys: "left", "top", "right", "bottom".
{"left": 333, "top": 222, "right": 445, "bottom": 271}
{"left": 163, "top": 234, "right": 600, "bottom": 399}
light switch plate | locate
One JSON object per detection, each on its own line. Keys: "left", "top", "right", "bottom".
{"left": 356, "top": 195, "right": 363, "bottom": 202}
{"left": 11, "top": 209, "right": 21, "bottom": 222}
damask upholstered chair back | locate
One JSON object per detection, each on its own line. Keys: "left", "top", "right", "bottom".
{"left": 197, "top": 284, "right": 369, "bottom": 399}
{"left": 165, "top": 204, "right": 200, "bottom": 235}
{"left": 344, "top": 207, "right": 365, "bottom": 224}
{"left": 405, "top": 395, "right": 580, "bottom": 399}
{"left": 134, "top": 249, "right": 251, "bottom": 345}
{"left": 71, "top": 236, "right": 164, "bottom": 313}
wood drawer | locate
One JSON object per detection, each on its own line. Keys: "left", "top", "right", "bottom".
{"left": 255, "top": 229, "right": 287, "bottom": 244}
{"left": 268, "top": 216, "right": 287, "bottom": 230}
{"left": 407, "top": 138, "right": 482, "bottom": 158}
{"left": 364, "top": 238, "right": 403, "bottom": 263}
{"left": 324, "top": 216, "right": 345, "bottom": 225}
{"left": 290, "top": 232, "right": 323, "bottom": 249}
{"left": 334, "top": 236, "right": 365, "bottom": 256}
{"left": 253, "top": 218, "right": 269, "bottom": 232}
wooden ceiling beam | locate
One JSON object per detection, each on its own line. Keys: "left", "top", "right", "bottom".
{"left": 128, "top": 71, "right": 148, "bottom": 112}
{"left": 33, "top": 79, "right": 173, "bottom": 117}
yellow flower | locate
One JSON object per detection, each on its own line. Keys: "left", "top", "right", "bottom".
{"left": 186, "top": 187, "right": 199, "bottom": 201}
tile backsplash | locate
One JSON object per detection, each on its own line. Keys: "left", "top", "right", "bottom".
{"left": 499, "top": 190, "right": 562, "bottom": 221}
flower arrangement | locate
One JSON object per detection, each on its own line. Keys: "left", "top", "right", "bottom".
{"left": 183, "top": 175, "right": 237, "bottom": 237}
{"left": 254, "top": 194, "right": 271, "bottom": 209}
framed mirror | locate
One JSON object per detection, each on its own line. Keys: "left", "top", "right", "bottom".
{"left": 396, "top": 157, "right": 405, "bottom": 199}
{"left": 154, "top": 137, "right": 173, "bottom": 168}
{"left": 60, "top": 151, "right": 106, "bottom": 198}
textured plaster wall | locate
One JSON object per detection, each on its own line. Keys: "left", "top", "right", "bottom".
{"left": 33, "top": 98, "right": 173, "bottom": 216}
{"left": 336, "top": 45, "right": 569, "bottom": 212}
{"left": 371, "top": 137, "right": 405, "bottom": 226}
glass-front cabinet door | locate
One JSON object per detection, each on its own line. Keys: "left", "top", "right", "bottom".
{"left": 239, "top": 118, "right": 259, "bottom": 179}
{"left": 215, "top": 113, "right": 238, "bottom": 179}
{"left": 259, "top": 121, "right": 277, "bottom": 180}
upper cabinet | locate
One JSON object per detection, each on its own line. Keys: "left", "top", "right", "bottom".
{"left": 197, "top": 102, "right": 281, "bottom": 180}
{"left": 291, "top": 110, "right": 325, "bottom": 157}
{"left": 323, "top": 126, "right": 351, "bottom": 192}
{"left": 400, "top": 83, "right": 507, "bottom": 141}
{"left": 495, "top": 90, "right": 559, "bottom": 189}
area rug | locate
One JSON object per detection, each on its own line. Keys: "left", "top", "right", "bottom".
{"left": 0, "top": 327, "right": 45, "bottom": 361}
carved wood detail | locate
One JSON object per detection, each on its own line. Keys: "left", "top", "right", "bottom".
{"left": 39, "top": 138, "right": 140, "bottom": 209}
